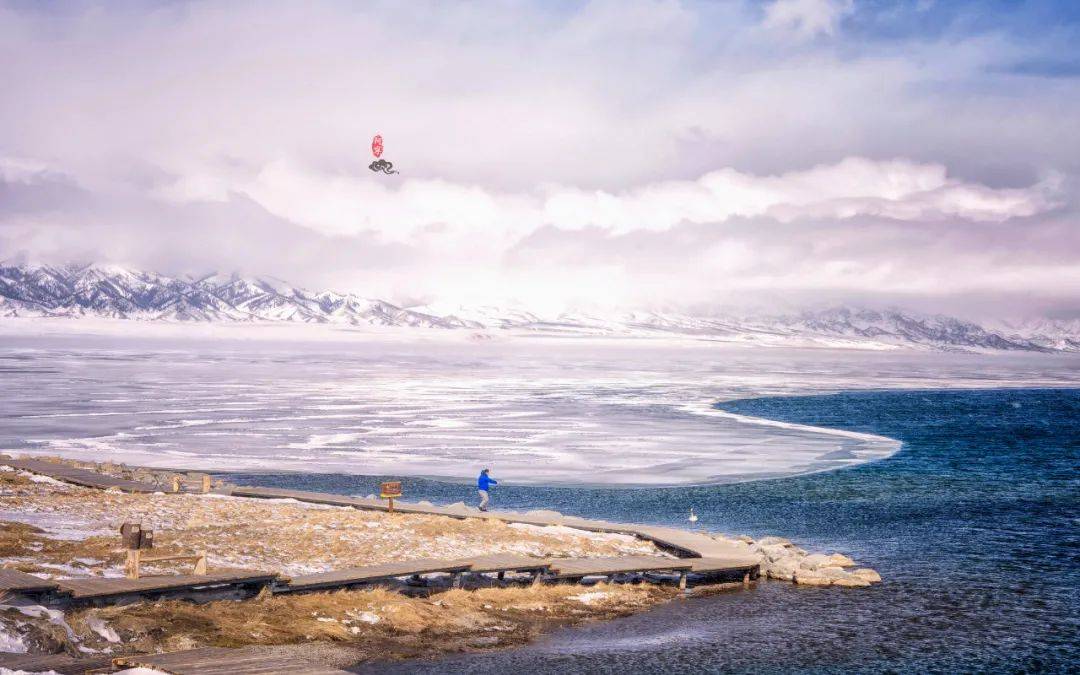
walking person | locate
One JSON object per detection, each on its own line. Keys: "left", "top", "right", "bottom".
{"left": 477, "top": 468, "right": 497, "bottom": 511}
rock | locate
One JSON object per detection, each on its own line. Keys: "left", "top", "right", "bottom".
{"left": 832, "top": 576, "right": 871, "bottom": 588}
{"left": 764, "top": 562, "right": 798, "bottom": 582}
{"left": 365, "top": 494, "right": 376, "bottom": 500}
{"left": 800, "top": 553, "right": 831, "bottom": 570}
{"left": 828, "top": 553, "right": 856, "bottom": 568}
{"left": 817, "top": 566, "right": 850, "bottom": 579}
{"left": 794, "top": 573, "right": 832, "bottom": 587}
{"left": 852, "top": 568, "right": 882, "bottom": 583}
{"left": 756, "top": 536, "right": 792, "bottom": 547}
{"left": 762, "top": 544, "right": 792, "bottom": 562}
{"left": 416, "top": 500, "right": 434, "bottom": 507}
{"left": 737, "top": 535, "right": 754, "bottom": 544}
{"left": 766, "top": 567, "right": 796, "bottom": 582}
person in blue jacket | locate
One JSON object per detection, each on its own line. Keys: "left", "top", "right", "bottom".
{"left": 477, "top": 468, "right": 497, "bottom": 511}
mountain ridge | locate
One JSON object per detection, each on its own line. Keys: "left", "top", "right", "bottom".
{"left": 1, "top": 261, "right": 1077, "bottom": 353}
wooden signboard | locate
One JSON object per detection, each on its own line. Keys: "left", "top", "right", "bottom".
{"left": 380, "top": 481, "right": 402, "bottom": 512}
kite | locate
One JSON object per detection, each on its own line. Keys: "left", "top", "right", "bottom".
{"left": 368, "top": 133, "right": 399, "bottom": 175}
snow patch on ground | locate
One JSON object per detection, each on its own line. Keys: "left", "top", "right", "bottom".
{"left": 570, "top": 591, "right": 612, "bottom": 605}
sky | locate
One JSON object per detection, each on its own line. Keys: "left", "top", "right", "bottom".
{"left": 0, "top": 0, "right": 1078, "bottom": 319}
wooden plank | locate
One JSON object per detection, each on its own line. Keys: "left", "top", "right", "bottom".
{"left": 115, "top": 646, "right": 352, "bottom": 674}
{"left": 545, "top": 555, "right": 694, "bottom": 579}
{"left": 687, "top": 556, "right": 761, "bottom": 573}
{"left": 56, "top": 568, "right": 276, "bottom": 599}
{"left": 453, "top": 553, "right": 551, "bottom": 574}
{"left": 0, "top": 568, "right": 58, "bottom": 594}
{"left": 227, "top": 485, "right": 385, "bottom": 509}
{"left": 283, "top": 559, "right": 471, "bottom": 592}
{"left": 1, "top": 457, "right": 160, "bottom": 493}
{"left": 0, "top": 651, "right": 115, "bottom": 674}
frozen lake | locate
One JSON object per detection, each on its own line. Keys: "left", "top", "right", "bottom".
{"left": 1, "top": 329, "right": 1076, "bottom": 486}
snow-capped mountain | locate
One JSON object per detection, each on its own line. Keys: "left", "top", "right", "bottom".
{"left": 0, "top": 262, "right": 469, "bottom": 328}
{"left": 1, "top": 262, "right": 1077, "bottom": 352}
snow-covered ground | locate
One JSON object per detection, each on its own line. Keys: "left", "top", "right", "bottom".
{"left": 0, "top": 332, "right": 1076, "bottom": 486}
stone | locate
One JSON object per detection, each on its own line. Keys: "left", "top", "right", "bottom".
{"left": 736, "top": 535, "right": 754, "bottom": 544}
{"left": 801, "top": 553, "right": 831, "bottom": 570}
{"left": 852, "top": 568, "right": 882, "bottom": 583}
{"left": 756, "top": 536, "right": 792, "bottom": 547}
{"left": 764, "top": 562, "right": 798, "bottom": 582}
{"left": 766, "top": 567, "right": 795, "bottom": 582}
{"left": 828, "top": 553, "right": 856, "bottom": 568}
{"left": 817, "top": 566, "right": 849, "bottom": 579}
{"left": 794, "top": 573, "right": 832, "bottom": 587}
{"left": 832, "top": 576, "right": 871, "bottom": 588}
{"left": 416, "top": 500, "right": 434, "bottom": 507}
{"left": 763, "top": 545, "right": 792, "bottom": 562}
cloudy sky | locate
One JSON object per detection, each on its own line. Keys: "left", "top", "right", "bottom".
{"left": 1, "top": 0, "right": 1078, "bottom": 318}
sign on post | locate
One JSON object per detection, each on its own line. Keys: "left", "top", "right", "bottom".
{"left": 380, "top": 481, "right": 402, "bottom": 513}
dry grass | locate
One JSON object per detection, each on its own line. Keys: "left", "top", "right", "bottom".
{"left": 69, "top": 582, "right": 675, "bottom": 660}
{"left": 0, "top": 468, "right": 661, "bottom": 578}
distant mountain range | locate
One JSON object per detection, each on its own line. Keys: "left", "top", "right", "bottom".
{"left": 1, "top": 262, "right": 1077, "bottom": 352}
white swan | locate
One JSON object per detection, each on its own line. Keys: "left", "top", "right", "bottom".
{"left": 688, "top": 507, "right": 698, "bottom": 524}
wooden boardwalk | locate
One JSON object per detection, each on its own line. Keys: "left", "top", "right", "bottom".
{"left": 0, "top": 651, "right": 115, "bottom": 674}
{"left": 545, "top": 555, "right": 694, "bottom": 579}
{"left": 282, "top": 558, "right": 470, "bottom": 592}
{"left": 2, "top": 456, "right": 160, "bottom": 493}
{"left": 688, "top": 556, "right": 761, "bottom": 574}
{"left": 450, "top": 553, "right": 551, "bottom": 574}
{"left": 114, "top": 647, "right": 353, "bottom": 674}
{"left": 0, "top": 567, "right": 59, "bottom": 594}
{"left": 56, "top": 568, "right": 277, "bottom": 601}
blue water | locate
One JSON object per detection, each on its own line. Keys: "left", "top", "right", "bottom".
{"left": 228, "top": 388, "right": 1080, "bottom": 673}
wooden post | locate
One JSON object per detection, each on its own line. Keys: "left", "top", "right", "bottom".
{"left": 678, "top": 570, "right": 688, "bottom": 591}
{"left": 125, "top": 549, "right": 141, "bottom": 580}
{"left": 743, "top": 571, "right": 751, "bottom": 588}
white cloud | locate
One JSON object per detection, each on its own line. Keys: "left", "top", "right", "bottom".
{"left": 225, "top": 156, "right": 1059, "bottom": 241}
{"left": 762, "top": 0, "right": 854, "bottom": 37}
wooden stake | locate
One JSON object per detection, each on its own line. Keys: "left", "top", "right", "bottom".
{"left": 678, "top": 570, "right": 688, "bottom": 590}
{"left": 125, "top": 550, "right": 141, "bottom": 580}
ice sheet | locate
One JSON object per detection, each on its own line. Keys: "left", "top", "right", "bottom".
{"left": 0, "top": 334, "right": 1075, "bottom": 486}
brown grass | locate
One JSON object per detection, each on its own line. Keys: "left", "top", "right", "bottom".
{"left": 0, "top": 470, "right": 660, "bottom": 578}
{"left": 69, "top": 582, "right": 675, "bottom": 660}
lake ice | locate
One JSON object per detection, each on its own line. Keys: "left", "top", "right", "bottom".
{"left": 1, "top": 330, "right": 1076, "bottom": 486}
